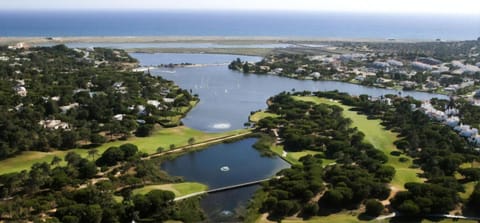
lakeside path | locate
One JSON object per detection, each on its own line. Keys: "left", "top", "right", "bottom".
{"left": 0, "top": 126, "right": 251, "bottom": 175}
{"left": 145, "top": 130, "right": 252, "bottom": 159}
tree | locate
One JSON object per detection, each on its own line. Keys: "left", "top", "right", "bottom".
{"left": 135, "top": 124, "right": 154, "bottom": 137}
{"left": 243, "top": 62, "right": 250, "bottom": 73}
{"left": 77, "top": 159, "right": 98, "bottom": 179}
{"left": 169, "top": 144, "right": 175, "bottom": 150}
{"left": 90, "top": 134, "right": 106, "bottom": 145}
{"left": 65, "top": 152, "right": 82, "bottom": 167}
{"left": 156, "top": 147, "right": 165, "bottom": 153}
{"left": 119, "top": 143, "right": 138, "bottom": 159}
{"left": 188, "top": 137, "right": 195, "bottom": 146}
{"left": 96, "top": 147, "right": 124, "bottom": 166}
{"left": 88, "top": 149, "right": 98, "bottom": 160}
{"left": 397, "top": 200, "right": 420, "bottom": 216}
{"left": 60, "top": 131, "right": 79, "bottom": 149}
{"left": 51, "top": 156, "right": 62, "bottom": 166}
{"left": 365, "top": 199, "right": 384, "bottom": 217}
{"left": 274, "top": 200, "right": 299, "bottom": 217}
{"left": 459, "top": 168, "right": 480, "bottom": 182}
{"left": 468, "top": 183, "right": 480, "bottom": 212}
{"left": 302, "top": 203, "right": 319, "bottom": 217}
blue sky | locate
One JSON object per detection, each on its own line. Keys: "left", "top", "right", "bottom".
{"left": 2, "top": 0, "right": 479, "bottom": 14}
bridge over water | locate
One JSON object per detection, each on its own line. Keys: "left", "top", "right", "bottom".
{"left": 174, "top": 177, "right": 279, "bottom": 201}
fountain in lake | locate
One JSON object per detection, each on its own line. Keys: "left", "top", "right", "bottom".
{"left": 220, "top": 166, "right": 230, "bottom": 172}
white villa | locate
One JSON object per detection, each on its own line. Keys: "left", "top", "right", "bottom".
{"left": 420, "top": 101, "right": 480, "bottom": 146}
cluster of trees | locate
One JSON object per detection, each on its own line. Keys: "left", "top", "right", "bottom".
{"left": 320, "top": 165, "right": 390, "bottom": 212}
{"left": 260, "top": 155, "right": 324, "bottom": 219}
{"left": 228, "top": 54, "right": 337, "bottom": 77}
{"left": 0, "top": 141, "right": 204, "bottom": 222}
{"left": 255, "top": 93, "right": 392, "bottom": 220}
{"left": 303, "top": 91, "right": 480, "bottom": 216}
{"left": 96, "top": 143, "right": 140, "bottom": 167}
{"left": 391, "top": 182, "right": 460, "bottom": 216}
{"left": 252, "top": 91, "right": 480, "bottom": 220}
{"left": 0, "top": 151, "right": 97, "bottom": 199}
{"left": 0, "top": 45, "right": 197, "bottom": 159}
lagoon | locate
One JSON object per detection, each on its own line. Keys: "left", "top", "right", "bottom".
{"left": 133, "top": 52, "right": 447, "bottom": 132}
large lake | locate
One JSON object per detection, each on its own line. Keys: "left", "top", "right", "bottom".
{"left": 132, "top": 53, "right": 447, "bottom": 132}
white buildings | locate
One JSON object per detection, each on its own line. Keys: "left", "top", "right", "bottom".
{"left": 147, "top": 100, "right": 161, "bottom": 107}
{"left": 60, "top": 103, "right": 79, "bottom": 113}
{"left": 420, "top": 101, "right": 480, "bottom": 146}
{"left": 309, "top": 72, "right": 321, "bottom": 79}
{"left": 163, "top": 98, "right": 175, "bottom": 103}
{"left": 113, "top": 114, "right": 125, "bottom": 121}
{"left": 387, "top": 59, "right": 404, "bottom": 67}
{"left": 13, "top": 86, "right": 27, "bottom": 97}
{"left": 39, "top": 119, "right": 70, "bottom": 130}
{"left": 411, "top": 61, "right": 433, "bottom": 71}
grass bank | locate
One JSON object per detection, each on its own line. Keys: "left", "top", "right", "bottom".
{"left": 132, "top": 182, "right": 208, "bottom": 197}
{"left": 249, "top": 111, "right": 279, "bottom": 123}
{"left": 256, "top": 211, "right": 360, "bottom": 223}
{"left": 0, "top": 126, "right": 250, "bottom": 175}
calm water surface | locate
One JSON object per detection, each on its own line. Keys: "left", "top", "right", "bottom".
{"left": 132, "top": 53, "right": 447, "bottom": 132}
{"left": 1, "top": 11, "right": 478, "bottom": 40}
{"left": 161, "top": 138, "right": 289, "bottom": 189}
{"left": 133, "top": 52, "right": 446, "bottom": 221}
{"left": 160, "top": 138, "right": 289, "bottom": 222}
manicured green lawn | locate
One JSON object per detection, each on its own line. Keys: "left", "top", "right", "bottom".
{"left": 249, "top": 111, "right": 279, "bottom": 122}
{"left": 261, "top": 212, "right": 360, "bottom": 223}
{"left": 460, "top": 181, "right": 477, "bottom": 200}
{"left": 421, "top": 219, "right": 478, "bottom": 223}
{"left": 460, "top": 161, "right": 480, "bottom": 169}
{"left": 270, "top": 145, "right": 335, "bottom": 166}
{"left": 132, "top": 182, "right": 208, "bottom": 197}
{"left": 293, "top": 96, "right": 424, "bottom": 189}
{"left": 113, "top": 195, "right": 123, "bottom": 203}
{"left": 0, "top": 126, "right": 249, "bottom": 175}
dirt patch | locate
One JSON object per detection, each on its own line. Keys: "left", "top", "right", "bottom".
{"left": 381, "top": 185, "right": 401, "bottom": 206}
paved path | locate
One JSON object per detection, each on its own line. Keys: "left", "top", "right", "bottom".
{"left": 174, "top": 177, "right": 280, "bottom": 201}
{"left": 145, "top": 131, "right": 252, "bottom": 160}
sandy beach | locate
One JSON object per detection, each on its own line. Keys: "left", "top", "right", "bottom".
{"left": 0, "top": 36, "right": 442, "bottom": 56}
{"left": 0, "top": 36, "right": 432, "bottom": 46}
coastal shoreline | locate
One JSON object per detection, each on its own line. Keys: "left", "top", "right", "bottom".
{"left": 0, "top": 35, "right": 441, "bottom": 46}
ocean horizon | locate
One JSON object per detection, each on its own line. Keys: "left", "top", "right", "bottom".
{"left": 0, "top": 10, "right": 479, "bottom": 40}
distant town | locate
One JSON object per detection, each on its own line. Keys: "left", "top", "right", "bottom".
{"left": 230, "top": 39, "right": 480, "bottom": 101}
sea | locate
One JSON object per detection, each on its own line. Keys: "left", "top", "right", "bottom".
{"left": 0, "top": 10, "right": 479, "bottom": 40}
